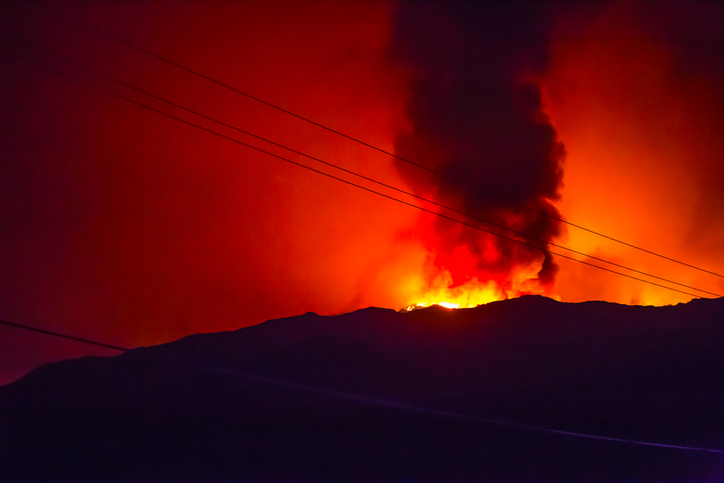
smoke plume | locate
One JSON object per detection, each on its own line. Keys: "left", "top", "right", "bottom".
{"left": 391, "top": 2, "right": 566, "bottom": 299}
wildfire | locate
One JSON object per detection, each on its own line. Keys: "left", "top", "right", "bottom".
{"left": 401, "top": 301, "right": 461, "bottom": 312}
{"left": 401, "top": 275, "right": 506, "bottom": 311}
{"left": 402, "top": 253, "right": 559, "bottom": 312}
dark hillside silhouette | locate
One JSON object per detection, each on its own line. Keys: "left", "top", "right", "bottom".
{"left": 1, "top": 296, "right": 723, "bottom": 480}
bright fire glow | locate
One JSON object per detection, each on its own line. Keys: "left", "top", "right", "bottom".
{"left": 414, "top": 271, "right": 504, "bottom": 309}
{"left": 401, "top": 301, "right": 460, "bottom": 311}
{"left": 403, "top": 252, "right": 559, "bottom": 311}
{"left": 438, "top": 301, "right": 460, "bottom": 309}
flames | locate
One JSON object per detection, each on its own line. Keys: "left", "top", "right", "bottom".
{"left": 402, "top": 239, "right": 559, "bottom": 310}
{"left": 403, "top": 270, "right": 503, "bottom": 311}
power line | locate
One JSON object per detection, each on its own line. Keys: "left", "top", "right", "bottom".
{"left": 5, "top": 37, "right": 721, "bottom": 299}
{"left": 0, "top": 319, "right": 129, "bottom": 352}
{"left": 1, "top": 49, "right": 713, "bottom": 300}
{"left": 185, "top": 360, "right": 724, "bottom": 454}
{"left": 2, "top": 316, "right": 722, "bottom": 454}
{"left": 26, "top": 0, "right": 724, "bottom": 280}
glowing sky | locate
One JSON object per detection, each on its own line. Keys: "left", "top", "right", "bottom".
{"left": 2, "top": 1, "right": 724, "bottom": 385}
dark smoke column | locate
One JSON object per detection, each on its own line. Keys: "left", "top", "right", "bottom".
{"left": 391, "top": 2, "right": 566, "bottom": 298}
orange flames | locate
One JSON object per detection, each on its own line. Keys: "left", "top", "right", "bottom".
{"left": 403, "top": 270, "right": 504, "bottom": 310}
{"left": 407, "top": 266, "right": 559, "bottom": 310}
{"left": 402, "top": 229, "right": 559, "bottom": 310}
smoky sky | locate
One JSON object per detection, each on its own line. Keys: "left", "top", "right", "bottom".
{"left": 391, "top": 2, "right": 566, "bottom": 284}
{"left": 544, "top": 1, "right": 724, "bottom": 304}
{"left": 3, "top": 0, "right": 724, "bottom": 387}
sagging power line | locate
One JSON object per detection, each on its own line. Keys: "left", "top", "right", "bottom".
{"left": 4, "top": 35, "right": 721, "bottom": 299}
{"left": 1, "top": 48, "right": 715, "bottom": 300}
{"left": 1, "top": 317, "right": 722, "bottom": 454}
{"left": 0, "top": 319, "right": 129, "bottom": 352}
{"left": 25, "top": 0, "right": 724, "bottom": 280}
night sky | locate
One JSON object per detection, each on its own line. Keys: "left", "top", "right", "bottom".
{"left": 2, "top": 0, "right": 724, "bottom": 385}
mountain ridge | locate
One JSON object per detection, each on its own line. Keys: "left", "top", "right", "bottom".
{"left": 2, "top": 295, "right": 723, "bottom": 480}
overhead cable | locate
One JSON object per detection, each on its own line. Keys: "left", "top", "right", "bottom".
{"left": 5, "top": 35, "right": 721, "bottom": 298}
{"left": 25, "top": 0, "right": 724, "bottom": 280}
{"left": 1, "top": 48, "right": 714, "bottom": 300}
{"left": 1, "top": 316, "right": 722, "bottom": 454}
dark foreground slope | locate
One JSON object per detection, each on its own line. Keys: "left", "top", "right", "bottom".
{"left": 1, "top": 296, "right": 723, "bottom": 481}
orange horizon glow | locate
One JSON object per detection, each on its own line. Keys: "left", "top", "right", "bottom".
{"left": 394, "top": 2, "right": 724, "bottom": 311}
{"left": 539, "top": 1, "right": 724, "bottom": 307}
{"left": 3, "top": 2, "right": 724, "bottom": 389}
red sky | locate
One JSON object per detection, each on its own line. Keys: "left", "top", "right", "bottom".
{"left": 542, "top": 2, "right": 724, "bottom": 306}
{"left": 2, "top": 1, "right": 724, "bottom": 385}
